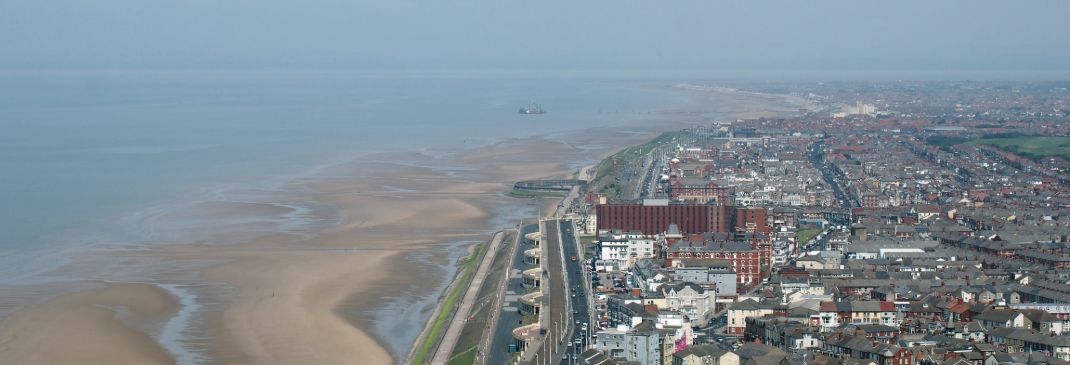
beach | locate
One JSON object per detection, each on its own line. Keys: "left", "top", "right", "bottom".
{"left": 0, "top": 78, "right": 804, "bottom": 365}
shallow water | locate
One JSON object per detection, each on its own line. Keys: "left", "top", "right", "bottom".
{"left": 0, "top": 70, "right": 682, "bottom": 280}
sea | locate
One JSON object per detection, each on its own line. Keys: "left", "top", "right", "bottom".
{"left": 0, "top": 69, "right": 694, "bottom": 280}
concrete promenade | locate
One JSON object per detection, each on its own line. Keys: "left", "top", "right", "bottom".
{"left": 476, "top": 226, "right": 521, "bottom": 365}
{"left": 429, "top": 231, "right": 505, "bottom": 365}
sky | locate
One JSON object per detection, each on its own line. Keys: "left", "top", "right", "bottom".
{"left": 2, "top": 0, "right": 1069, "bottom": 73}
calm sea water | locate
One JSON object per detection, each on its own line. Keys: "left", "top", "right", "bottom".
{"left": 0, "top": 69, "right": 683, "bottom": 281}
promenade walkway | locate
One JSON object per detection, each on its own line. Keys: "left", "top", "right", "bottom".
{"left": 429, "top": 231, "right": 505, "bottom": 365}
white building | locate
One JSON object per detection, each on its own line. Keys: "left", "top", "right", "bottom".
{"left": 726, "top": 299, "right": 774, "bottom": 335}
{"left": 772, "top": 239, "right": 791, "bottom": 265}
{"left": 816, "top": 301, "right": 898, "bottom": 332}
{"left": 599, "top": 231, "right": 656, "bottom": 271}
{"left": 653, "top": 283, "right": 716, "bottom": 327}
{"left": 832, "top": 101, "right": 878, "bottom": 118}
{"left": 595, "top": 321, "right": 661, "bottom": 365}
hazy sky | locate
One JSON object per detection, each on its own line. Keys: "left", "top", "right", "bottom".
{"left": 2, "top": 0, "right": 1068, "bottom": 72}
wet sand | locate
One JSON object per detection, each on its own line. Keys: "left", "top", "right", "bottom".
{"left": 0, "top": 85, "right": 804, "bottom": 365}
{"left": 0, "top": 282, "right": 176, "bottom": 365}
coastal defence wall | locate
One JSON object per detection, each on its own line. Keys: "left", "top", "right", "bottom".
{"left": 512, "top": 180, "right": 587, "bottom": 194}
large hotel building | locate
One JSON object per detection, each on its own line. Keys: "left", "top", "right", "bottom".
{"left": 595, "top": 201, "right": 769, "bottom": 235}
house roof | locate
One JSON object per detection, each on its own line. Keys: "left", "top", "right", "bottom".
{"left": 847, "top": 324, "right": 899, "bottom": 333}
{"left": 672, "top": 344, "right": 729, "bottom": 360}
{"left": 731, "top": 299, "right": 762, "bottom": 311}
{"left": 820, "top": 301, "right": 895, "bottom": 312}
{"left": 975, "top": 309, "right": 1021, "bottom": 323}
{"left": 658, "top": 282, "right": 706, "bottom": 296}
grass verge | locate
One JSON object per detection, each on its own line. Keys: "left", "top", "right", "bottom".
{"left": 447, "top": 346, "right": 478, "bottom": 365}
{"left": 926, "top": 134, "right": 1070, "bottom": 162}
{"left": 580, "top": 236, "right": 598, "bottom": 246}
{"left": 410, "top": 241, "right": 489, "bottom": 365}
{"left": 797, "top": 228, "right": 823, "bottom": 245}
{"left": 963, "top": 135, "right": 1070, "bottom": 161}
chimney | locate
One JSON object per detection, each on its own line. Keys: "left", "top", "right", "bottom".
{"left": 631, "top": 288, "right": 641, "bottom": 298}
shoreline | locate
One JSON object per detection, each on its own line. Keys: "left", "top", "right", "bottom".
{"left": 0, "top": 82, "right": 806, "bottom": 365}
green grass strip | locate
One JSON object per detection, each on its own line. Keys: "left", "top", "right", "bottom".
{"left": 798, "top": 228, "right": 823, "bottom": 245}
{"left": 411, "top": 242, "right": 488, "bottom": 365}
{"left": 447, "top": 346, "right": 478, "bottom": 365}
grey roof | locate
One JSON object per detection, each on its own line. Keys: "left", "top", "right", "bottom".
{"left": 988, "top": 327, "right": 1070, "bottom": 347}
{"left": 848, "top": 324, "right": 899, "bottom": 333}
{"left": 974, "top": 309, "right": 1020, "bottom": 323}
{"left": 731, "top": 299, "right": 762, "bottom": 311}
{"left": 581, "top": 348, "right": 620, "bottom": 365}
{"left": 672, "top": 344, "right": 729, "bottom": 360}
{"left": 658, "top": 282, "right": 707, "bottom": 295}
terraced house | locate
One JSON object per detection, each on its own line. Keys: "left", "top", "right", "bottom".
{"left": 816, "top": 301, "right": 898, "bottom": 332}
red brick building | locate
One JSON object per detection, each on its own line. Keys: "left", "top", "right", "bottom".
{"left": 664, "top": 232, "right": 772, "bottom": 288}
{"left": 735, "top": 207, "right": 771, "bottom": 234}
{"left": 596, "top": 204, "right": 768, "bottom": 235}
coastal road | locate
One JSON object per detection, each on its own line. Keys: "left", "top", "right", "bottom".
{"left": 486, "top": 223, "right": 538, "bottom": 365}
{"left": 429, "top": 231, "right": 505, "bottom": 365}
{"left": 539, "top": 219, "right": 571, "bottom": 365}
{"left": 554, "top": 186, "right": 580, "bottom": 218}
{"left": 558, "top": 219, "right": 592, "bottom": 365}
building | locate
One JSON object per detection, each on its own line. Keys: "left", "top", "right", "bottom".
{"left": 987, "top": 327, "right": 1070, "bottom": 361}
{"left": 595, "top": 321, "right": 662, "bottom": 365}
{"left": 668, "top": 259, "right": 738, "bottom": 295}
{"left": 596, "top": 204, "right": 770, "bottom": 235}
{"left": 655, "top": 282, "right": 716, "bottom": 327}
{"left": 672, "top": 344, "right": 740, "bottom": 365}
{"left": 821, "top": 334, "right": 911, "bottom": 365}
{"left": 975, "top": 309, "right": 1031, "bottom": 330}
{"left": 736, "top": 207, "right": 772, "bottom": 234}
{"left": 733, "top": 342, "right": 789, "bottom": 365}
{"left": 816, "top": 301, "right": 898, "bottom": 332}
{"left": 727, "top": 299, "right": 775, "bottom": 335}
{"left": 667, "top": 179, "right": 735, "bottom": 205}
{"left": 600, "top": 231, "right": 657, "bottom": 271}
{"left": 606, "top": 296, "right": 646, "bottom": 328}
{"left": 665, "top": 232, "right": 772, "bottom": 288}
{"left": 842, "top": 323, "right": 900, "bottom": 344}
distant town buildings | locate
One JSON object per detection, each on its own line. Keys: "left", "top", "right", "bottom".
{"left": 833, "top": 101, "right": 879, "bottom": 118}
{"left": 538, "top": 81, "right": 1070, "bottom": 365}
